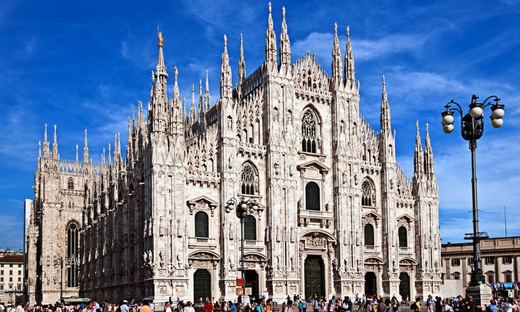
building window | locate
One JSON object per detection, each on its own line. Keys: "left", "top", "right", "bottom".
{"left": 0, "top": 270, "right": 3, "bottom": 274}
{"left": 68, "top": 222, "right": 79, "bottom": 287}
{"left": 17, "top": 270, "right": 21, "bottom": 275}
{"left": 502, "top": 256, "right": 513, "bottom": 264}
{"left": 195, "top": 211, "right": 209, "bottom": 238}
{"left": 0, "top": 277, "right": 3, "bottom": 282}
{"left": 486, "top": 272, "right": 495, "bottom": 284}
{"left": 305, "top": 182, "right": 320, "bottom": 211}
{"left": 9, "top": 264, "right": 12, "bottom": 267}
{"left": 452, "top": 272, "right": 461, "bottom": 280}
{"left": 244, "top": 216, "right": 257, "bottom": 240}
{"left": 504, "top": 271, "right": 513, "bottom": 282}
{"left": 361, "top": 181, "right": 373, "bottom": 206}
{"left": 451, "top": 258, "right": 461, "bottom": 267}
{"left": 398, "top": 226, "right": 407, "bottom": 247}
{"left": 301, "top": 110, "right": 317, "bottom": 153}
{"left": 68, "top": 178, "right": 74, "bottom": 190}
{"left": 240, "top": 163, "right": 258, "bottom": 195}
{"left": 16, "top": 284, "right": 21, "bottom": 290}
{"left": 9, "top": 277, "right": 12, "bottom": 282}
{"left": 9, "top": 270, "right": 12, "bottom": 275}
{"left": 0, "top": 285, "right": 3, "bottom": 290}
{"left": 485, "top": 257, "right": 495, "bottom": 265}
{"left": 17, "top": 277, "right": 21, "bottom": 282}
{"left": 364, "top": 224, "right": 375, "bottom": 246}
{"left": 467, "top": 258, "right": 473, "bottom": 265}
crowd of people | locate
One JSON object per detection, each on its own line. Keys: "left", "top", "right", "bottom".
{"left": 2, "top": 294, "right": 519, "bottom": 312}
{"left": 408, "top": 295, "right": 520, "bottom": 312}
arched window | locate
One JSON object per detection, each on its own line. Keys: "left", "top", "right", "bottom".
{"left": 398, "top": 226, "right": 408, "bottom": 247}
{"left": 364, "top": 224, "right": 375, "bottom": 246}
{"left": 361, "top": 181, "right": 373, "bottom": 206}
{"left": 241, "top": 163, "right": 258, "bottom": 195}
{"left": 305, "top": 182, "right": 320, "bottom": 211}
{"left": 301, "top": 110, "right": 317, "bottom": 153}
{"left": 67, "top": 178, "right": 74, "bottom": 190}
{"left": 244, "top": 215, "right": 257, "bottom": 240}
{"left": 67, "top": 222, "right": 78, "bottom": 287}
{"left": 195, "top": 212, "right": 209, "bottom": 238}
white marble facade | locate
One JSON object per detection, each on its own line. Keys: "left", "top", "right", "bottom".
{"left": 26, "top": 4, "right": 442, "bottom": 306}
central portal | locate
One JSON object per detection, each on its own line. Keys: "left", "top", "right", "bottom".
{"left": 304, "top": 255, "right": 324, "bottom": 299}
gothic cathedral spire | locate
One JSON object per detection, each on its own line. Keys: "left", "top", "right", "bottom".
{"left": 344, "top": 26, "right": 356, "bottom": 89}
{"left": 220, "top": 35, "right": 232, "bottom": 100}
{"left": 379, "top": 76, "right": 395, "bottom": 163}
{"left": 265, "top": 2, "right": 277, "bottom": 67}
{"left": 331, "top": 23, "right": 342, "bottom": 88}
{"left": 279, "top": 6, "right": 291, "bottom": 72}
{"left": 238, "top": 34, "right": 246, "bottom": 85}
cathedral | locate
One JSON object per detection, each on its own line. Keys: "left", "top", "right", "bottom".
{"left": 25, "top": 4, "right": 442, "bottom": 306}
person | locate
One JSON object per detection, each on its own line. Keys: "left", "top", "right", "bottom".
{"left": 443, "top": 301, "right": 454, "bottom": 312}
{"left": 256, "top": 300, "right": 265, "bottom": 312}
{"left": 165, "top": 302, "right": 173, "bottom": 312}
{"left": 411, "top": 299, "right": 420, "bottom": 312}
{"left": 436, "top": 297, "right": 443, "bottom": 312}
{"left": 15, "top": 304, "right": 24, "bottom": 312}
{"left": 485, "top": 300, "right": 498, "bottom": 312}
{"left": 465, "top": 296, "right": 476, "bottom": 312}
{"left": 391, "top": 297, "right": 398, "bottom": 312}
{"left": 229, "top": 302, "right": 237, "bottom": 312}
{"left": 204, "top": 299, "right": 214, "bottom": 312}
{"left": 183, "top": 302, "right": 195, "bottom": 312}
{"left": 501, "top": 298, "right": 515, "bottom": 312}
{"left": 285, "top": 300, "right": 294, "bottom": 312}
{"left": 265, "top": 300, "right": 272, "bottom": 312}
{"left": 426, "top": 295, "right": 435, "bottom": 312}
{"left": 376, "top": 299, "right": 386, "bottom": 312}
{"left": 140, "top": 300, "right": 153, "bottom": 312}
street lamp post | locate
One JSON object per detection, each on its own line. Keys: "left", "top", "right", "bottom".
{"left": 53, "top": 257, "right": 70, "bottom": 303}
{"left": 441, "top": 94, "right": 505, "bottom": 301}
{"left": 225, "top": 197, "right": 263, "bottom": 303}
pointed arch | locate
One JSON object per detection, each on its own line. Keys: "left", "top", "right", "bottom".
{"left": 240, "top": 162, "right": 259, "bottom": 195}
{"left": 67, "top": 178, "right": 74, "bottom": 190}
{"left": 361, "top": 178, "right": 376, "bottom": 207}
{"left": 300, "top": 106, "right": 322, "bottom": 154}
{"left": 67, "top": 221, "right": 80, "bottom": 287}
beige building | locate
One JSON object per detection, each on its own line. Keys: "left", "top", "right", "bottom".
{"left": 0, "top": 251, "right": 24, "bottom": 304}
{"left": 25, "top": 4, "right": 441, "bottom": 306}
{"left": 441, "top": 237, "right": 520, "bottom": 296}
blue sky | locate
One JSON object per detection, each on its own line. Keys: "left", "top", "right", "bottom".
{"left": 1, "top": 0, "right": 519, "bottom": 249}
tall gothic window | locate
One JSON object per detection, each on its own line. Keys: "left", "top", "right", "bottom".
{"left": 67, "top": 178, "right": 74, "bottom": 190}
{"left": 361, "top": 181, "right": 373, "bottom": 206}
{"left": 241, "top": 163, "right": 257, "bottom": 195}
{"left": 398, "top": 226, "right": 408, "bottom": 247}
{"left": 305, "top": 182, "right": 320, "bottom": 211}
{"left": 301, "top": 111, "right": 317, "bottom": 153}
{"left": 364, "top": 224, "right": 375, "bottom": 246}
{"left": 244, "top": 216, "right": 257, "bottom": 240}
{"left": 195, "top": 212, "right": 209, "bottom": 238}
{"left": 67, "top": 222, "right": 78, "bottom": 287}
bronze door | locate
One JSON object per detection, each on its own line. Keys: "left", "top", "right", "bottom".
{"left": 364, "top": 272, "right": 377, "bottom": 296}
{"left": 399, "top": 272, "right": 410, "bottom": 300}
{"left": 194, "top": 269, "right": 211, "bottom": 303}
{"left": 305, "top": 255, "right": 324, "bottom": 299}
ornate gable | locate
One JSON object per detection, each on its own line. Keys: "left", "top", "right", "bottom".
{"left": 293, "top": 52, "right": 330, "bottom": 93}
{"left": 186, "top": 196, "right": 218, "bottom": 216}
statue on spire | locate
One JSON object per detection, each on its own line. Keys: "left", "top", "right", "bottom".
{"left": 157, "top": 28, "right": 164, "bottom": 48}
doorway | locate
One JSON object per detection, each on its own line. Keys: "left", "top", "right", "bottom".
{"left": 305, "top": 255, "right": 324, "bottom": 299}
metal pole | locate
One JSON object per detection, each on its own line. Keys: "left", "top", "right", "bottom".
{"left": 240, "top": 215, "right": 246, "bottom": 288}
{"left": 469, "top": 139, "right": 483, "bottom": 286}
{"left": 60, "top": 258, "right": 64, "bottom": 302}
